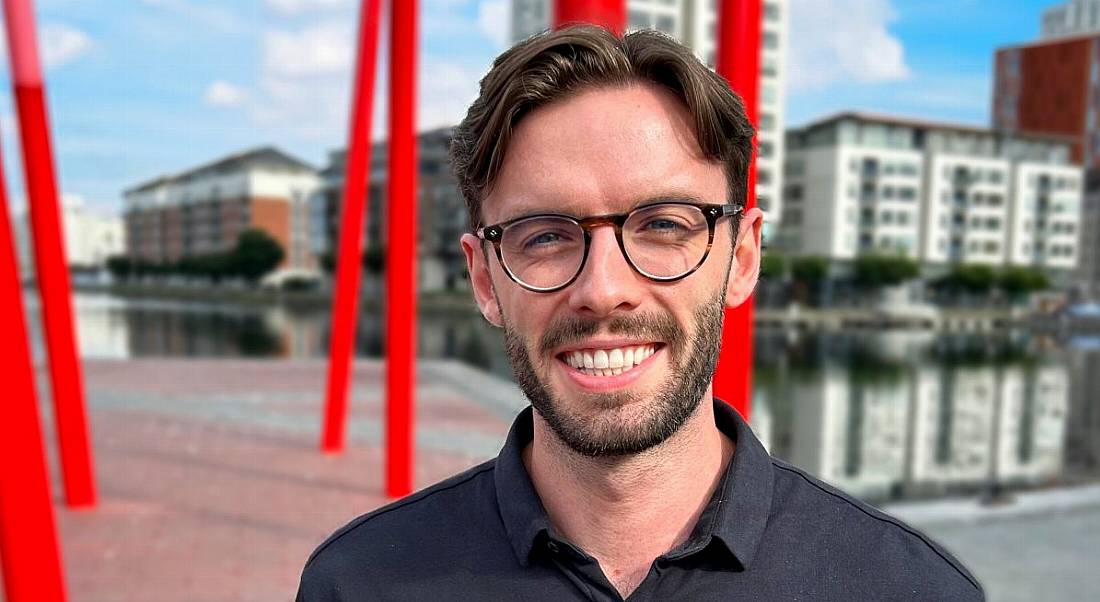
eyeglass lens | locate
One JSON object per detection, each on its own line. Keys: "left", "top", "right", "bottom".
{"left": 497, "top": 203, "right": 711, "bottom": 290}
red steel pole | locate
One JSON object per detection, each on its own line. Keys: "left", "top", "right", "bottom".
{"left": 553, "top": 0, "right": 625, "bottom": 33}
{"left": 3, "top": 0, "right": 96, "bottom": 506}
{"left": 321, "top": 0, "right": 383, "bottom": 453}
{"left": 0, "top": 140, "right": 68, "bottom": 601}
{"left": 385, "top": 0, "right": 418, "bottom": 498}
{"left": 713, "top": 0, "right": 761, "bottom": 419}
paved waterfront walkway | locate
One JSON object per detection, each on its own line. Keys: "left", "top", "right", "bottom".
{"left": 14, "top": 359, "right": 1100, "bottom": 601}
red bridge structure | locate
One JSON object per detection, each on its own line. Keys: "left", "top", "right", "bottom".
{"left": 0, "top": 1, "right": 759, "bottom": 599}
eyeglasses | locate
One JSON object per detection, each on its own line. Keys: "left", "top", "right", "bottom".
{"left": 476, "top": 201, "right": 741, "bottom": 293}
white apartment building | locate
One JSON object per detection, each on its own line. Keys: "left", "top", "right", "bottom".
{"left": 13, "top": 194, "right": 125, "bottom": 276}
{"left": 781, "top": 113, "right": 1082, "bottom": 273}
{"left": 511, "top": 0, "right": 788, "bottom": 240}
{"left": 1041, "top": 0, "right": 1100, "bottom": 38}
{"left": 124, "top": 147, "right": 320, "bottom": 273}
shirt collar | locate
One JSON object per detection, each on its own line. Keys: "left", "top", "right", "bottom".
{"left": 494, "top": 398, "right": 774, "bottom": 569}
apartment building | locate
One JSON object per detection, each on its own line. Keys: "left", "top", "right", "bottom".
{"left": 124, "top": 147, "right": 320, "bottom": 272}
{"left": 1041, "top": 0, "right": 1100, "bottom": 38}
{"left": 310, "top": 127, "right": 469, "bottom": 291}
{"left": 780, "top": 113, "right": 1082, "bottom": 275}
{"left": 993, "top": 32, "right": 1100, "bottom": 297}
{"left": 511, "top": 0, "right": 788, "bottom": 240}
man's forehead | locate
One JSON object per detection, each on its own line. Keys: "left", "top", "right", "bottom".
{"left": 481, "top": 84, "right": 722, "bottom": 224}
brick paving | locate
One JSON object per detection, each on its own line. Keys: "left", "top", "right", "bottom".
{"left": 31, "top": 359, "right": 524, "bottom": 602}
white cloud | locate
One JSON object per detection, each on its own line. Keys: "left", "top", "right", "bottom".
{"left": 787, "top": 0, "right": 910, "bottom": 92}
{"left": 203, "top": 80, "right": 249, "bottom": 107}
{"left": 263, "top": 20, "right": 355, "bottom": 77}
{"left": 250, "top": 19, "right": 357, "bottom": 140}
{"left": 477, "top": 0, "right": 511, "bottom": 49}
{"left": 266, "top": 0, "right": 350, "bottom": 14}
{"left": 40, "top": 24, "right": 93, "bottom": 68}
{"left": 0, "top": 23, "right": 93, "bottom": 70}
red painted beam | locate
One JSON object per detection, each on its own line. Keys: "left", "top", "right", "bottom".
{"left": 385, "top": 0, "right": 418, "bottom": 498}
{"left": 713, "top": 0, "right": 762, "bottom": 419}
{"left": 321, "top": 0, "right": 383, "bottom": 453}
{"left": 3, "top": 0, "right": 96, "bottom": 506}
{"left": 0, "top": 138, "right": 68, "bottom": 601}
{"left": 553, "top": 0, "right": 626, "bottom": 34}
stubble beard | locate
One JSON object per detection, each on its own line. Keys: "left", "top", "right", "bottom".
{"left": 502, "top": 289, "right": 726, "bottom": 458}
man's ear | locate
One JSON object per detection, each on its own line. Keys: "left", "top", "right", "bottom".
{"left": 724, "top": 207, "right": 764, "bottom": 309}
{"left": 461, "top": 233, "right": 503, "bottom": 327}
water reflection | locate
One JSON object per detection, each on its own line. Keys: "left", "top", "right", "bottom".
{"left": 753, "top": 332, "right": 1080, "bottom": 503}
{"left": 55, "top": 292, "right": 1099, "bottom": 503}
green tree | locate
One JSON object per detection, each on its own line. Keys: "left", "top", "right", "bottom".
{"left": 230, "top": 229, "right": 284, "bottom": 282}
{"left": 934, "top": 264, "right": 996, "bottom": 296}
{"left": 791, "top": 256, "right": 828, "bottom": 285}
{"left": 105, "top": 255, "right": 133, "bottom": 281}
{"left": 790, "top": 256, "right": 829, "bottom": 305}
{"left": 852, "top": 254, "right": 920, "bottom": 289}
{"left": 997, "top": 267, "right": 1049, "bottom": 301}
{"left": 759, "top": 252, "right": 787, "bottom": 280}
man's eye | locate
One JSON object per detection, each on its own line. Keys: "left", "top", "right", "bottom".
{"left": 525, "top": 231, "right": 568, "bottom": 248}
{"left": 642, "top": 218, "right": 686, "bottom": 232}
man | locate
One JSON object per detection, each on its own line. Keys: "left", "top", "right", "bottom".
{"left": 297, "top": 26, "right": 983, "bottom": 601}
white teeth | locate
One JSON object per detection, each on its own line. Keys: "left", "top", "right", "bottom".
{"left": 563, "top": 344, "right": 660, "bottom": 377}
{"left": 608, "top": 348, "right": 624, "bottom": 369}
{"left": 594, "top": 349, "right": 609, "bottom": 369}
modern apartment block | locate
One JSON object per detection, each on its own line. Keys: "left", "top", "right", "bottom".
{"left": 124, "top": 147, "right": 320, "bottom": 272}
{"left": 781, "top": 113, "right": 1082, "bottom": 274}
{"left": 511, "top": 0, "right": 788, "bottom": 240}
{"left": 993, "top": 32, "right": 1100, "bottom": 297}
{"left": 310, "top": 127, "right": 469, "bottom": 291}
{"left": 1041, "top": 0, "right": 1100, "bottom": 38}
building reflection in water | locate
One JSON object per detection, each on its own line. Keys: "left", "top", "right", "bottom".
{"left": 752, "top": 331, "right": 1077, "bottom": 503}
{"left": 63, "top": 292, "right": 1097, "bottom": 503}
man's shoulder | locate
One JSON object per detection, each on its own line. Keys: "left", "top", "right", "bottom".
{"left": 299, "top": 459, "right": 500, "bottom": 585}
{"left": 768, "top": 458, "right": 984, "bottom": 599}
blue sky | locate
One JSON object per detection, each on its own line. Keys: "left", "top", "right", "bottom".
{"left": 0, "top": 0, "right": 1062, "bottom": 214}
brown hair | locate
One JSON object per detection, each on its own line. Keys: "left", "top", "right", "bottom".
{"left": 450, "top": 25, "right": 755, "bottom": 230}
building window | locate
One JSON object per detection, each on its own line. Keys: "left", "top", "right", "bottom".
{"left": 759, "top": 141, "right": 774, "bottom": 158}
{"left": 764, "top": 2, "right": 780, "bottom": 22}
{"left": 763, "top": 31, "right": 778, "bottom": 50}
{"left": 759, "top": 113, "right": 775, "bottom": 131}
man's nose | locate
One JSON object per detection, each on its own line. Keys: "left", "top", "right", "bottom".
{"left": 566, "top": 226, "right": 644, "bottom": 318}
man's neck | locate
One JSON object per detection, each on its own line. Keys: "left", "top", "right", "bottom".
{"left": 522, "top": 394, "right": 734, "bottom": 598}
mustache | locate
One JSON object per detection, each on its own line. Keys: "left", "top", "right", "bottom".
{"left": 537, "top": 311, "right": 683, "bottom": 356}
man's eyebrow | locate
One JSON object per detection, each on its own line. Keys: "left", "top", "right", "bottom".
{"left": 496, "top": 194, "right": 714, "bottom": 223}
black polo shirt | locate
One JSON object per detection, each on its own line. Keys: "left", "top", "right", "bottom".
{"left": 297, "top": 399, "right": 983, "bottom": 601}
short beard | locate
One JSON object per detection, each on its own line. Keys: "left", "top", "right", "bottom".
{"left": 502, "top": 290, "right": 726, "bottom": 458}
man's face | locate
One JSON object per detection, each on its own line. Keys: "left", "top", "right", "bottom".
{"left": 461, "top": 83, "right": 762, "bottom": 457}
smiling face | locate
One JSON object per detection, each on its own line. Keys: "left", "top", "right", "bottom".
{"left": 461, "top": 82, "right": 762, "bottom": 457}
